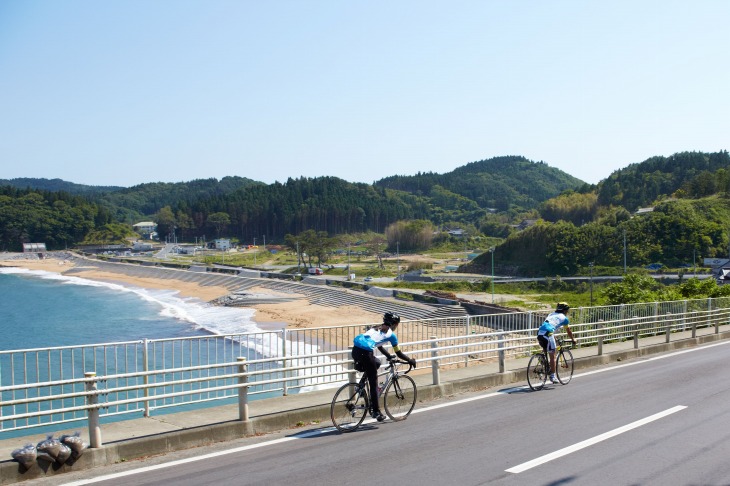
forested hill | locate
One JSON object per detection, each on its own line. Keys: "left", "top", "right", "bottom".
{"left": 100, "top": 176, "right": 263, "bottom": 217}
{"left": 375, "top": 156, "right": 585, "bottom": 212}
{"left": 0, "top": 177, "right": 124, "bottom": 195}
{"left": 597, "top": 150, "right": 730, "bottom": 211}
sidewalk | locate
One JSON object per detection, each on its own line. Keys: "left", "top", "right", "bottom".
{"left": 1, "top": 327, "right": 728, "bottom": 484}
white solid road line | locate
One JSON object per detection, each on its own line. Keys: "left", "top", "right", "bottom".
{"left": 573, "top": 339, "right": 730, "bottom": 380}
{"left": 59, "top": 430, "right": 328, "bottom": 485}
{"left": 61, "top": 341, "right": 727, "bottom": 484}
{"left": 505, "top": 405, "right": 687, "bottom": 474}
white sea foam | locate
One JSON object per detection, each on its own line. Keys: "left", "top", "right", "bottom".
{"left": 0, "top": 266, "right": 341, "bottom": 385}
{"left": 0, "top": 266, "right": 261, "bottom": 335}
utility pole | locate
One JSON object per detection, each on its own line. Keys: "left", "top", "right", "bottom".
{"left": 623, "top": 229, "right": 627, "bottom": 273}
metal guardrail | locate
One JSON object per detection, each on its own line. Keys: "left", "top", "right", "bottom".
{"left": 2, "top": 296, "right": 730, "bottom": 444}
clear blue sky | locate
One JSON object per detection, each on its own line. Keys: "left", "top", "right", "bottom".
{"left": 1, "top": 1, "right": 728, "bottom": 187}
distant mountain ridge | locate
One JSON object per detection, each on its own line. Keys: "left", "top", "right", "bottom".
{"left": 0, "top": 177, "right": 124, "bottom": 194}
{"left": 375, "top": 155, "right": 584, "bottom": 212}
{"left": 3, "top": 150, "right": 730, "bottom": 260}
{"left": 597, "top": 150, "right": 730, "bottom": 211}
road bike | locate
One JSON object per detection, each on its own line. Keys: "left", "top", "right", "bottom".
{"left": 330, "top": 358, "right": 417, "bottom": 432}
{"left": 526, "top": 337, "right": 574, "bottom": 391}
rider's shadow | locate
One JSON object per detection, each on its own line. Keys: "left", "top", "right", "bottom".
{"left": 502, "top": 384, "right": 557, "bottom": 394}
{"left": 290, "top": 421, "right": 380, "bottom": 439}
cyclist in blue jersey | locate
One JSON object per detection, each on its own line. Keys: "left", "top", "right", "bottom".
{"left": 537, "top": 302, "right": 576, "bottom": 384}
{"left": 352, "top": 312, "right": 416, "bottom": 422}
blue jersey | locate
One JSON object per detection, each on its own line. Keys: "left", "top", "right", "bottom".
{"left": 353, "top": 327, "right": 399, "bottom": 351}
{"left": 538, "top": 312, "right": 569, "bottom": 336}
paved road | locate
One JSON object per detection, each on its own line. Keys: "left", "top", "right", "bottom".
{"left": 45, "top": 341, "right": 730, "bottom": 486}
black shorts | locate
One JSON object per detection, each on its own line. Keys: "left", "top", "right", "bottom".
{"left": 352, "top": 346, "right": 380, "bottom": 372}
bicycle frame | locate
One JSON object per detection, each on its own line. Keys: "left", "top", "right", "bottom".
{"left": 357, "top": 359, "right": 410, "bottom": 396}
{"left": 331, "top": 359, "right": 416, "bottom": 432}
{"left": 527, "top": 336, "right": 573, "bottom": 390}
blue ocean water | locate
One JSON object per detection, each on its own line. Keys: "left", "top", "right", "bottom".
{"left": 0, "top": 267, "right": 264, "bottom": 350}
{"left": 0, "top": 267, "right": 292, "bottom": 438}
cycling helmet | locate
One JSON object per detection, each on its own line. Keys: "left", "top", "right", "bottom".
{"left": 383, "top": 312, "right": 401, "bottom": 326}
{"left": 556, "top": 302, "right": 570, "bottom": 313}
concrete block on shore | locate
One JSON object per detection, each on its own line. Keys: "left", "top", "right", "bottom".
{"left": 366, "top": 287, "right": 394, "bottom": 298}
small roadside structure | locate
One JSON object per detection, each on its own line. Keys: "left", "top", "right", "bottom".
{"left": 133, "top": 222, "right": 157, "bottom": 238}
{"left": 23, "top": 243, "right": 47, "bottom": 257}
{"left": 213, "top": 239, "right": 232, "bottom": 250}
{"left": 635, "top": 207, "right": 654, "bottom": 216}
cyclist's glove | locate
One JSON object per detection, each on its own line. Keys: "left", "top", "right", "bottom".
{"left": 407, "top": 358, "right": 416, "bottom": 368}
{"left": 382, "top": 352, "right": 394, "bottom": 361}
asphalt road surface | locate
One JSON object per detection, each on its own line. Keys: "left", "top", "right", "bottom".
{"left": 44, "top": 341, "right": 730, "bottom": 486}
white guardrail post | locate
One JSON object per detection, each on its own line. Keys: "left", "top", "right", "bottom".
{"left": 347, "top": 347, "right": 357, "bottom": 384}
{"left": 237, "top": 357, "right": 249, "bottom": 421}
{"left": 464, "top": 316, "right": 471, "bottom": 367}
{"left": 430, "top": 336, "right": 440, "bottom": 385}
{"left": 143, "top": 338, "right": 150, "bottom": 417}
{"left": 85, "top": 372, "right": 102, "bottom": 448}
{"left": 498, "top": 329, "right": 505, "bottom": 373}
{"left": 665, "top": 312, "right": 672, "bottom": 343}
{"left": 282, "top": 328, "right": 288, "bottom": 396}
{"left": 597, "top": 321, "right": 603, "bottom": 356}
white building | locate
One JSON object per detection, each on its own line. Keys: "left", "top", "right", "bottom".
{"left": 213, "top": 239, "right": 232, "bottom": 250}
{"left": 133, "top": 221, "right": 157, "bottom": 234}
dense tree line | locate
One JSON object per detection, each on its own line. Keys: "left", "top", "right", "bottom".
{"left": 157, "top": 177, "right": 432, "bottom": 243}
{"left": 601, "top": 274, "right": 730, "bottom": 305}
{"left": 4, "top": 150, "right": 730, "bottom": 279}
{"left": 596, "top": 150, "right": 730, "bottom": 211}
{"left": 469, "top": 196, "right": 730, "bottom": 277}
{"left": 0, "top": 187, "right": 123, "bottom": 251}
{"left": 376, "top": 155, "right": 584, "bottom": 212}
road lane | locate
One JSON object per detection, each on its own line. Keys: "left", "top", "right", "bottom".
{"left": 50, "top": 342, "right": 730, "bottom": 486}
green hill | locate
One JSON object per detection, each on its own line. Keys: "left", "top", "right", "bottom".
{"left": 376, "top": 155, "right": 585, "bottom": 212}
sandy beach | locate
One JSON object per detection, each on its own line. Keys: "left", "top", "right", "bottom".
{"left": 0, "top": 253, "right": 382, "bottom": 329}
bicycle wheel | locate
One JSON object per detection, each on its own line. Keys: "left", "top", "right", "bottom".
{"left": 526, "top": 353, "right": 548, "bottom": 391}
{"left": 556, "top": 348, "right": 574, "bottom": 385}
{"left": 331, "top": 382, "right": 368, "bottom": 432}
{"left": 383, "top": 374, "right": 417, "bottom": 421}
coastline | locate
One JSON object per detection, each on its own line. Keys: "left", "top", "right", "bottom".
{"left": 0, "top": 253, "right": 382, "bottom": 330}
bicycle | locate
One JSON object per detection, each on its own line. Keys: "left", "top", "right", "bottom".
{"left": 330, "top": 358, "right": 417, "bottom": 432}
{"left": 526, "top": 337, "right": 574, "bottom": 391}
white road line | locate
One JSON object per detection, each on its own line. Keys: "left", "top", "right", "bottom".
{"left": 59, "top": 429, "right": 330, "bottom": 485}
{"left": 505, "top": 405, "right": 687, "bottom": 474}
{"left": 573, "top": 339, "right": 730, "bottom": 380}
{"left": 61, "top": 341, "right": 726, "bottom": 484}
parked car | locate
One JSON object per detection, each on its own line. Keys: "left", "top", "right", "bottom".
{"left": 364, "top": 276, "right": 373, "bottom": 282}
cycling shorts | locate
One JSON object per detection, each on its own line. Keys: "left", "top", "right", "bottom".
{"left": 537, "top": 334, "right": 556, "bottom": 353}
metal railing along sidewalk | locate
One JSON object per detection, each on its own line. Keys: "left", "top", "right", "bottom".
{"left": 1, "top": 324, "right": 729, "bottom": 486}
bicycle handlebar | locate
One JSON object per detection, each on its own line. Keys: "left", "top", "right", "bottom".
{"left": 556, "top": 338, "right": 576, "bottom": 350}
{"left": 386, "top": 358, "right": 415, "bottom": 374}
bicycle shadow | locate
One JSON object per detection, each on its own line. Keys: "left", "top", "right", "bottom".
{"left": 287, "top": 421, "right": 382, "bottom": 439}
{"left": 501, "top": 384, "right": 558, "bottom": 394}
